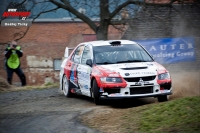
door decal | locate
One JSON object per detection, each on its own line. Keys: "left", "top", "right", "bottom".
{"left": 70, "top": 63, "right": 78, "bottom": 87}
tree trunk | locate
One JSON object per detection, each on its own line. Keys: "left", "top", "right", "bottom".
{"left": 96, "top": 23, "right": 109, "bottom": 40}
{"left": 96, "top": 0, "right": 110, "bottom": 40}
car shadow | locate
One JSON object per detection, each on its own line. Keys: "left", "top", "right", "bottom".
{"left": 102, "top": 98, "right": 157, "bottom": 108}
{"left": 72, "top": 94, "right": 157, "bottom": 108}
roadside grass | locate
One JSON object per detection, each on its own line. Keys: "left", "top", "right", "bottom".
{"left": 0, "top": 82, "right": 59, "bottom": 93}
{"left": 81, "top": 96, "right": 200, "bottom": 133}
{"left": 120, "top": 96, "right": 200, "bottom": 133}
{"left": 17, "top": 82, "right": 59, "bottom": 90}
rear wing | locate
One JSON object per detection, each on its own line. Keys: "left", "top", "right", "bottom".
{"left": 64, "top": 47, "right": 75, "bottom": 58}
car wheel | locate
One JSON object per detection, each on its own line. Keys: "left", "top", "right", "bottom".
{"left": 158, "top": 95, "right": 168, "bottom": 102}
{"left": 92, "top": 79, "right": 101, "bottom": 105}
{"left": 62, "top": 75, "right": 73, "bottom": 97}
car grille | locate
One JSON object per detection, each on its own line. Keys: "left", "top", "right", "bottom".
{"left": 124, "top": 76, "right": 156, "bottom": 82}
{"left": 130, "top": 86, "right": 153, "bottom": 94}
{"left": 104, "top": 88, "right": 120, "bottom": 94}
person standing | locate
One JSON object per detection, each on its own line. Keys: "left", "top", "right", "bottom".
{"left": 5, "top": 41, "right": 26, "bottom": 86}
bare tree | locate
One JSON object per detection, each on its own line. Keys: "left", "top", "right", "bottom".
{"left": 47, "top": 0, "right": 177, "bottom": 40}
{"left": 1, "top": 0, "right": 197, "bottom": 42}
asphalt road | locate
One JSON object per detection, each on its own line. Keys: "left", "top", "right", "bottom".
{"left": 0, "top": 88, "right": 156, "bottom": 133}
{"left": 0, "top": 88, "right": 101, "bottom": 133}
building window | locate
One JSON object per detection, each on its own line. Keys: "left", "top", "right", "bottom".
{"left": 54, "top": 59, "right": 62, "bottom": 70}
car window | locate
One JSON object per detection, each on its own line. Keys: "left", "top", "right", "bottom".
{"left": 81, "top": 45, "right": 92, "bottom": 64}
{"left": 93, "top": 44, "right": 153, "bottom": 64}
{"left": 71, "top": 45, "right": 85, "bottom": 63}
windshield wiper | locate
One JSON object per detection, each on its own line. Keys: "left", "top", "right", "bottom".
{"left": 116, "top": 60, "right": 147, "bottom": 63}
{"left": 96, "top": 62, "right": 114, "bottom": 65}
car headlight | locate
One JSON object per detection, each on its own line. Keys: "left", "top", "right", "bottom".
{"left": 158, "top": 72, "right": 170, "bottom": 80}
{"left": 100, "top": 77, "right": 123, "bottom": 83}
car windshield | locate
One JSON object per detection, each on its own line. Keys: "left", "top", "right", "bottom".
{"left": 93, "top": 44, "right": 153, "bottom": 65}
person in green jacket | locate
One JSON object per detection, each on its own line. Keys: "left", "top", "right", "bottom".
{"left": 5, "top": 41, "right": 26, "bottom": 86}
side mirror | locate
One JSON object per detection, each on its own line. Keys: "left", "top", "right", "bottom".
{"left": 86, "top": 59, "right": 93, "bottom": 67}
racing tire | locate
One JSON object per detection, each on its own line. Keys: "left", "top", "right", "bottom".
{"left": 62, "top": 75, "right": 73, "bottom": 97}
{"left": 92, "top": 79, "right": 101, "bottom": 105}
{"left": 157, "top": 95, "right": 168, "bottom": 102}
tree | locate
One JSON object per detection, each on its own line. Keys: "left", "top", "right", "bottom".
{"left": 1, "top": 0, "right": 197, "bottom": 41}
{"left": 45, "top": 0, "right": 177, "bottom": 40}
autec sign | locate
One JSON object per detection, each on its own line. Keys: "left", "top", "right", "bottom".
{"left": 134, "top": 37, "right": 195, "bottom": 64}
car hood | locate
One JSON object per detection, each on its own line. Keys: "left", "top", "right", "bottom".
{"left": 96, "top": 62, "right": 167, "bottom": 77}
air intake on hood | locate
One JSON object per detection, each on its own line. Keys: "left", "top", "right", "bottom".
{"left": 120, "top": 67, "right": 148, "bottom": 70}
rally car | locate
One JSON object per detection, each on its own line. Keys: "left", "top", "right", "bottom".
{"left": 59, "top": 40, "right": 172, "bottom": 105}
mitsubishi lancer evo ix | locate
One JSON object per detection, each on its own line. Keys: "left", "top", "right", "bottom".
{"left": 60, "top": 40, "right": 172, "bottom": 105}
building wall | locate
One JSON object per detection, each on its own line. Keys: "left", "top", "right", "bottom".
{"left": 0, "top": 22, "right": 123, "bottom": 85}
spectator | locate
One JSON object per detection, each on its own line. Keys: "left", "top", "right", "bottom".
{"left": 4, "top": 41, "right": 26, "bottom": 86}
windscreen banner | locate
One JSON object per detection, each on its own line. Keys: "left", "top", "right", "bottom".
{"left": 134, "top": 37, "right": 195, "bottom": 64}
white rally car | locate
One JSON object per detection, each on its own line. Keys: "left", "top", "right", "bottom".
{"left": 60, "top": 40, "right": 172, "bottom": 105}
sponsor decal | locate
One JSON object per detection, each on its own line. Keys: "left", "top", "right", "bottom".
{"left": 147, "top": 63, "right": 153, "bottom": 66}
{"left": 84, "top": 85, "right": 88, "bottom": 89}
{"left": 79, "top": 84, "right": 83, "bottom": 89}
{"left": 87, "top": 67, "right": 91, "bottom": 73}
{"left": 78, "top": 71, "right": 90, "bottom": 80}
{"left": 160, "top": 90, "right": 169, "bottom": 93}
{"left": 108, "top": 74, "right": 120, "bottom": 77}
{"left": 70, "top": 63, "right": 78, "bottom": 86}
{"left": 110, "top": 93, "right": 122, "bottom": 96}
{"left": 125, "top": 73, "right": 130, "bottom": 76}
{"left": 129, "top": 72, "right": 156, "bottom": 75}
{"left": 99, "top": 87, "right": 104, "bottom": 92}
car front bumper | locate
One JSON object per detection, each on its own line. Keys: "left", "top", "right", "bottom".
{"left": 100, "top": 86, "right": 172, "bottom": 99}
